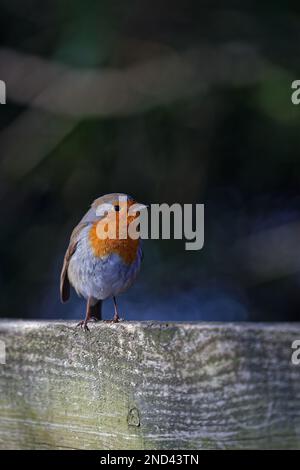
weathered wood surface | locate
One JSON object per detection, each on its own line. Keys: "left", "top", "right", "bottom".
{"left": 0, "top": 321, "right": 300, "bottom": 450}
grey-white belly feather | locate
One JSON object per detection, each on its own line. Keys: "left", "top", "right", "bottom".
{"left": 67, "top": 227, "right": 142, "bottom": 300}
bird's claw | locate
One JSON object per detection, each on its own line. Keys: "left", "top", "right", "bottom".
{"left": 76, "top": 315, "right": 121, "bottom": 329}
{"left": 76, "top": 320, "right": 90, "bottom": 332}
{"left": 103, "top": 316, "right": 121, "bottom": 324}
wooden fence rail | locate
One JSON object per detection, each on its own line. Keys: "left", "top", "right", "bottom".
{"left": 0, "top": 321, "right": 300, "bottom": 449}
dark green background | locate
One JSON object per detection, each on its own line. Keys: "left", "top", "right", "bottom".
{"left": 0, "top": 1, "right": 300, "bottom": 321}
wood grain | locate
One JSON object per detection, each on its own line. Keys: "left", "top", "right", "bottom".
{"left": 0, "top": 321, "right": 300, "bottom": 449}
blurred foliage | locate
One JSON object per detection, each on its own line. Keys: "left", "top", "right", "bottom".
{"left": 0, "top": 1, "right": 300, "bottom": 321}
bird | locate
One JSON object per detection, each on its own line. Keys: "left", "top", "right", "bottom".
{"left": 60, "top": 193, "right": 145, "bottom": 330}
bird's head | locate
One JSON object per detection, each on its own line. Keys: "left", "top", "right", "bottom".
{"left": 93, "top": 193, "right": 147, "bottom": 236}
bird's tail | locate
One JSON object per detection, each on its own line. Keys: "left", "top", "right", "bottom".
{"left": 88, "top": 299, "right": 102, "bottom": 321}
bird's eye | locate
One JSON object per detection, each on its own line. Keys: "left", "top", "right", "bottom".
{"left": 114, "top": 205, "right": 120, "bottom": 212}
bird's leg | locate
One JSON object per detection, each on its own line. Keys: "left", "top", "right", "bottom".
{"left": 113, "top": 296, "right": 120, "bottom": 323}
{"left": 77, "top": 298, "right": 94, "bottom": 331}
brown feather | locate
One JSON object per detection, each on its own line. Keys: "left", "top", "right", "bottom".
{"left": 60, "top": 222, "right": 89, "bottom": 303}
{"left": 60, "top": 194, "right": 132, "bottom": 303}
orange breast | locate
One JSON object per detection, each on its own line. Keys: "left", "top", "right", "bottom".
{"left": 89, "top": 221, "right": 139, "bottom": 264}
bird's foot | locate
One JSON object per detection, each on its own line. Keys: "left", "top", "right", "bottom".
{"left": 76, "top": 320, "right": 90, "bottom": 332}
{"left": 103, "top": 314, "right": 121, "bottom": 324}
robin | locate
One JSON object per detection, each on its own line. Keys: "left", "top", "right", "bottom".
{"left": 60, "top": 193, "right": 145, "bottom": 330}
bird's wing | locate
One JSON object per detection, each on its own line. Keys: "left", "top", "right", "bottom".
{"left": 60, "top": 198, "right": 125, "bottom": 303}
{"left": 60, "top": 221, "right": 89, "bottom": 303}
